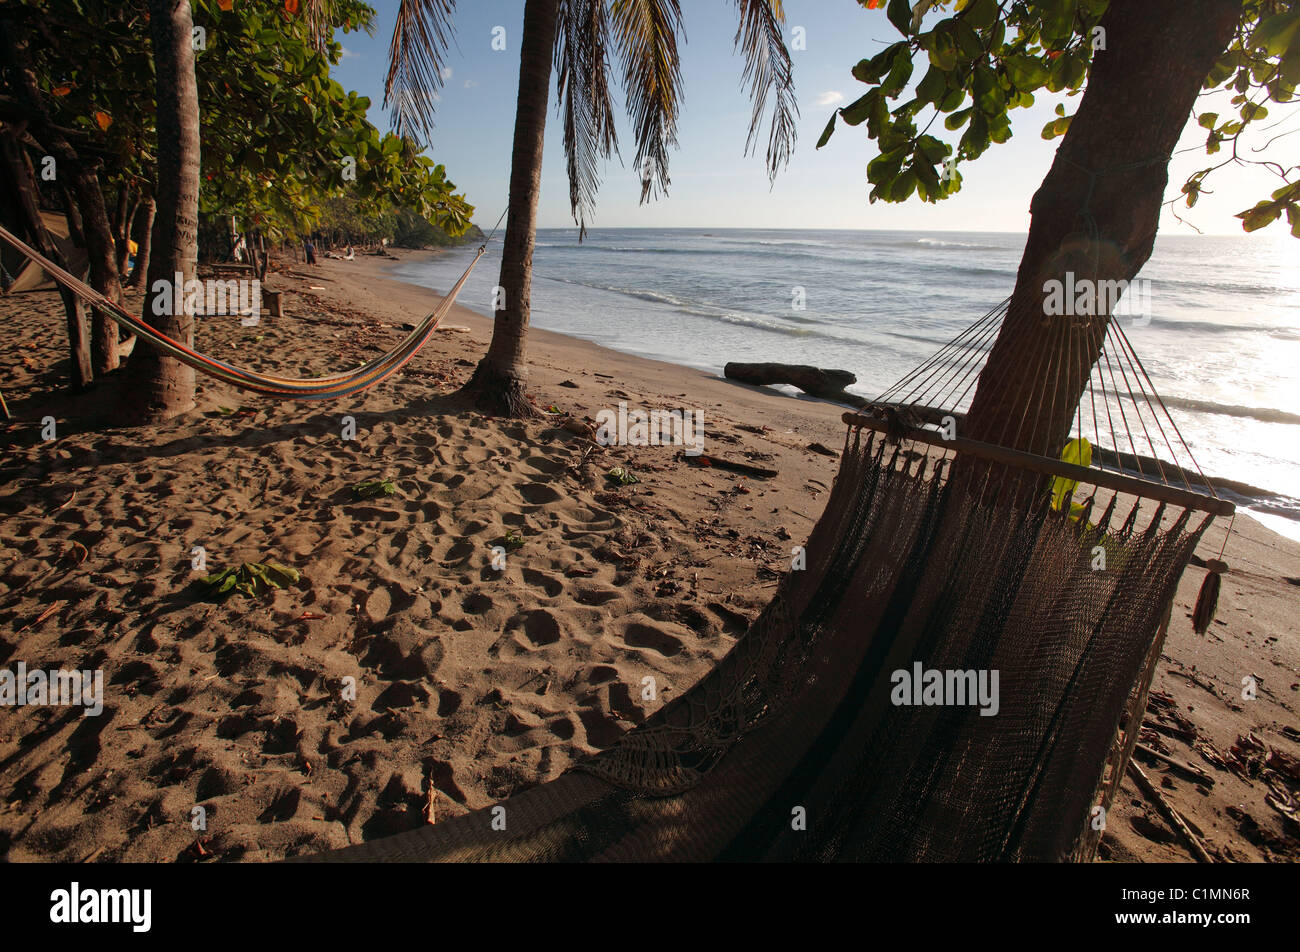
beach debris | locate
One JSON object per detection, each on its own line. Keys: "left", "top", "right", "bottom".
{"left": 181, "top": 838, "right": 215, "bottom": 862}
{"left": 606, "top": 466, "right": 640, "bottom": 486}
{"left": 199, "top": 561, "right": 300, "bottom": 600}
{"left": 1135, "top": 743, "right": 1215, "bottom": 786}
{"left": 556, "top": 414, "right": 596, "bottom": 440}
{"left": 807, "top": 442, "right": 838, "bottom": 457}
{"left": 423, "top": 770, "right": 437, "bottom": 825}
{"left": 285, "top": 611, "right": 328, "bottom": 627}
{"left": 16, "top": 601, "right": 64, "bottom": 634}
{"left": 503, "top": 529, "right": 525, "bottom": 551}
{"left": 559, "top": 379, "right": 579, "bottom": 388}
{"left": 352, "top": 477, "right": 397, "bottom": 499}
{"left": 681, "top": 452, "right": 778, "bottom": 479}
{"left": 1127, "top": 761, "right": 1215, "bottom": 863}
{"left": 723, "top": 361, "right": 869, "bottom": 409}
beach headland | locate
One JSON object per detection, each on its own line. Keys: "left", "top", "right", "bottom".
{"left": 0, "top": 249, "right": 1296, "bottom": 862}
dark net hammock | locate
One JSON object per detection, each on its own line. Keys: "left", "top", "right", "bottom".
{"left": 311, "top": 299, "right": 1232, "bottom": 863}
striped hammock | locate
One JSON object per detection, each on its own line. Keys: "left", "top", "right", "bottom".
{"left": 0, "top": 222, "right": 485, "bottom": 400}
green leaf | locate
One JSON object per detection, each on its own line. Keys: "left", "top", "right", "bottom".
{"left": 887, "top": 0, "right": 914, "bottom": 36}
{"left": 891, "top": 168, "right": 918, "bottom": 201}
{"left": 944, "top": 106, "right": 973, "bottom": 130}
{"left": 264, "top": 562, "right": 300, "bottom": 585}
{"left": 1041, "top": 115, "right": 1072, "bottom": 139}
{"left": 954, "top": 19, "right": 984, "bottom": 59}
{"left": 816, "top": 112, "right": 839, "bottom": 149}
{"left": 881, "top": 47, "right": 915, "bottom": 96}
{"left": 841, "top": 92, "right": 876, "bottom": 126}
{"left": 927, "top": 29, "right": 960, "bottom": 71}
{"left": 1251, "top": 11, "right": 1300, "bottom": 58}
{"left": 916, "top": 134, "right": 949, "bottom": 164}
{"left": 868, "top": 147, "right": 906, "bottom": 184}
{"left": 1005, "top": 54, "right": 1050, "bottom": 90}
{"left": 853, "top": 42, "right": 905, "bottom": 83}
{"left": 1237, "top": 200, "right": 1283, "bottom": 232}
{"left": 1040, "top": 0, "right": 1078, "bottom": 44}
{"left": 964, "top": 0, "right": 998, "bottom": 31}
{"left": 916, "top": 66, "right": 949, "bottom": 104}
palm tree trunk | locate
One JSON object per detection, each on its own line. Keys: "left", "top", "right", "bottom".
{"left": 0, "top": 130, "right": 93, "bottom": 387}
{"left": 114, "top": 187, "right": 138, "bottom": 277}
{"left": 123, "top": 0, "right": 200, "bottom": 423}
{"left": 127, "top": 194, "right": 155, "bottom": 290}
{"left": 68, "top": 164, "right": 123, "bottom": 375}
{"left": 963, "top": 0, "right": 1240, "bottom": 459}
{"left": 0, "top": 15, "right": 121, "bottom": 376}
{"left": 460, "top": 0, "right": 559, "bottom": 417}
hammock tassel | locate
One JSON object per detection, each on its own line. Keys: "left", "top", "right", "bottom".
{"left": 1192, "top": 559, "right": 1227, "bottom": 635}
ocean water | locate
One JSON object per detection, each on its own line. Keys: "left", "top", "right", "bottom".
{"left": 391, "top": 228, "right": 1300, "bottom": 539}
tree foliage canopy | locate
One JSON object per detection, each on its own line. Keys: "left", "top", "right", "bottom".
{"left": 12, "top": 0, "right": 473, "bottom": 240}
{"left": 818, "top": 0, "right": 1300, "bottom": 237}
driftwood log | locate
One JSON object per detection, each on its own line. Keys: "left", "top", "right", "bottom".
{"left": 723, "top": 362, "right": 869, "bottom": 409}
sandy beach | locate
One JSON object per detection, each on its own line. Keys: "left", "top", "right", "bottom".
{"left": 0, "top": 249, "right": 1296, "bottom": 863}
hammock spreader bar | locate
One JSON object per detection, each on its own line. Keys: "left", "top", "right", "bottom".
{"left": 841, "top": 411, "right": 1234, "bottom": 517}
{"left": 0, "top": 222, "right": 485, "bottom": 400}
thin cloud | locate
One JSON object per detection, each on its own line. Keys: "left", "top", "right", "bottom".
{"left": 463, "top": 79, "right": 478, "bottom": 88}
{"left": 339, "top": 45, "right": 359, "bottom": 59}
{"left": 815, "top": 90, "right": 844, "bottom": 107}
{"left": 441, "top": 67, "right": 454, "bottom": 80}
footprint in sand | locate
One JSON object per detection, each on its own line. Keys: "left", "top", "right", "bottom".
{"left": 461, "top": 592, "right": 494, "bottom": 615}
{"left": 523, "top": 454, "right": 567, "bottom": 475}
{"left": 623, "top": 622, "right": 685, "bottom": 657}
{"left": 257, "top": 788, "right": 301, "bottom": 823}
{"left": 548, "top": 717, "right": 576, "bottom": 740}
{"left": 519, "top": 609, "right": 562, "bottom": 647}
{"left": 583, "top": 664, "right": 619, "bottom": 685}
{"left": 436, "top": 689, "right": 462, "bottom": 717}
{"left": 575, "top": 584, "right": 621, "bottom": 606}
{"left": 519, "top": 483, "right": 563, "bottom": 506}
{"left": 577, "top": 709, "right": 624, "bottom": 748}
{"left": 521, "top": 568, "right": 563, "bottom": 597}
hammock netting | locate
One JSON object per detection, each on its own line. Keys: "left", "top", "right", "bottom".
{"left": 308, "top": 299, "right": 1231, "bottom": 863}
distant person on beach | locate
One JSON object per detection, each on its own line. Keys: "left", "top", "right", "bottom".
{"left": 304, "top": 241, "right": 317, "bottom": 265}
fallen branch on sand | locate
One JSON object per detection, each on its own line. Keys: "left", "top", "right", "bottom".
{"left": 1135, "top": 743, "right": 1215, "bottom": 786}
{"left": 1127, "top": 761, "right": 1215, "bottom": 863}
{"left": 680, "top": 452, "right": 778, "bottom": 479}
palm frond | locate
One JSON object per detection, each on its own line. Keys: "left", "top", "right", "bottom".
{"left": 730, "top": 0, "right": 798, "bottom": 182}
{"left": 556, "top": 0, "right": 620, "bottom": 237}
{"left": 297, "top": 0, "right": 376, "bottom": 52}
{"left": 385, "top": 0, "right": 458, "bottom": 143}
{"left": 609, "top": 0, "right": 685, "bottom": 205}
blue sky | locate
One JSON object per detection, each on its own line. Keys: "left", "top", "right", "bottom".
{"left": 331, "top": 0, "right": 1292, "bottom": 236}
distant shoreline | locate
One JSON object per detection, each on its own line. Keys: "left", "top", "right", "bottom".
{"left": 379, "top": 245, "right": 1300, "bottom": 540}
